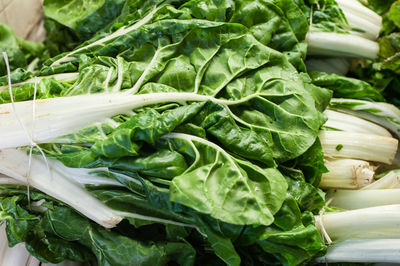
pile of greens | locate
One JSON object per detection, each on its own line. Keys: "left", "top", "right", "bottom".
{"left": 349, "top": 0, "right": 400, "bottom": 106}
{"left": 0, "top": 0, "right": 399, "bottom": 265}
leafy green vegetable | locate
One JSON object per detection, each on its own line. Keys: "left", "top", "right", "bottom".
{"left": 164, "top": 133, "right": 287, "bottom": 226}
{"left": 43, "top": 19, "right": 81, "bottom": 57}
{"left": 390, "top": 1, "right": 400, "bottom": 28}
{"left": 283, "top": 137, "right": 328, "bottom": 189}
{"left": 42, "top": 0, "right": 127, "bottom": 56}
{"left": 0, "top": 1, "right": 337, "bottom": 265}
{"left": 349, "top": 0, "right": 400, "bottom": 106}
{"left": 0, "top": 24, "right": 45, "bottom": 75}
{"left": 44, "top": 0, "right": 126, "bottom": 40}
{"left": 310, "top": 71, "right": 385, "bottom": 101}
{"left": 329, "top": 98, "right": 400, "bottom": 139}
{"left": 307, "top": 0, "right": 349, "bottom": 34}
{"left": 1, "top": 22, "right": 330, "bottom": 161}
{"left": 40, "top": 0, "right": 307, "bottom": 72}
{"left": 367, "top": 0, "right": 396, "bottom": 16}
{"left": 236, "top": 192, "right": 326, "bottom": 265}
{"left": 0, "top": 186, "right": 196, "bottom": 266}
{"left": 378, "top": 33, "right": 400, "bottom": 74}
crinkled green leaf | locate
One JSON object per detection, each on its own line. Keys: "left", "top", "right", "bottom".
{"left": 44, "top": 0, "right": 125, "bottom": 40}
{"left": 390, "top": 1, "right": 400, "bottom": 28}
{"left": 161, "top": 135, "right": 287, "bottom": 226}
{"left": 256, "top": 221, "right": 326, "bottom": 266}
{"left": 236, "top": 196, "right": 325, "bottom": 266}
{"left": 310, "top": 71, "right": 385, "bottom": 102}
{"left": 91, "top": 128, "right": 142, "bottom": 158}
{"left": 367, "top": 0, "right": 396, "bottom": 15}
{"left": 291, "top": 137, "right": 328, "bottom": 188}
{"left": 0, "top": 24, "right": 45, "bottom": 75}
{"left": 379, "top": 33, "right": 400, "bottom": 74}
{"left": 0, "top": 186, "right": 197, "bottom": 266}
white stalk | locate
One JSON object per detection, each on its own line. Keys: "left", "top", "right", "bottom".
{"left": 328, "top": 189, "right": 400, "bottom": 209}
{"left": 0, "top": 92, "right": 213, "bottom": 149}
{"left": 0, "top": 175, "right": 26, "bottom": 185}
{"left": 324, "top": 109, "right": 392, "bottom": 137}
{"left": 316, "top": 239, "right": 400, "bottom": 263}
{"left": 51, "top": 163, "right": 124, "bottom": 187}
{"left": 306, "top": 32, "right": 379, "bottom": 59}
{"left": 0, "top": 149, "right": 122, "bottom": 228}
{"left": 316, "top": 204, "right": 400, "bottom": 240}
{"left": 319, "top": 131, "right": 398, "bottom": 164}
{"left": 362, "top": 170, "right": 400, "bottom": 189}
{"left": 344, "top": 12, "right": 381, "bottom": 40}
{"left": 329, "top": 98, "right": 400, "bottom": 139}
{"left": 112, "top": 57, "right": 124, "bottom": 93}
{"left": 336, "top": 0, "right": 382, "bottom": 40}
{"left": 320, "top": 158, "right": 374, "bottom": 189}
{"left": 0, "top": 150, "right": 194, "bottom": 229}
{"left": 116, "top": 211, "right": 197, "bottom": 229}
{"left": 336, "top": 0, "right": 382, "bottom": 26}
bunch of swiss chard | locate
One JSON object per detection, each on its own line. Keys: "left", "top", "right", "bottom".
{"left": 0, "top": 0, "right": 399, "bottom": 265}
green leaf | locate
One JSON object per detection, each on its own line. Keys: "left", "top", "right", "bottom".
{"left": 390, "top": 1, "right": 400, "bottom": 28}
{"left": 310, "top": 72, "right": 385, "bottom": 102}
{"left": 367, "top": 0, "right": 396, "bottom": 15}
{"left": 256, "top": 222, "right": 326, "bottom": 266}
{"left": 0, "top": 24, "right": 45, "bottom": 75}
{"left": 306, "top": 0, "right": 348, "bottom": 34}
{"left": 296, "top": 138, "right": 328, "bottom": 187}
{"left": 162, "top": 134, "right": 287, "bottom": 226}
{"left": 0, "top": 187, "right": 197, "bottom": 266}
{"left": 44, "top": 0, "right": 125, "bottom": 40}
{"left": 236, "top": 195, "right": 326, "bottom": 266}
{"left": 277, "top": 0, "right": 308, "bottom": 40}
{"left": 379, "top": 33, "right": 400, "bottom": 74}
{"left": 91, "top": 128, "right": 142, "bottom": 158}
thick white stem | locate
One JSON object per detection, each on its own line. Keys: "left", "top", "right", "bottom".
{"left": 362, "top": 170, "right": 400, "bottom": 189}
{"left": 319, "top": 131, "right": 398, "bottom": 164}
{"left": 330, "top": 98, "right": 400, "bottom": 139}
{"left": 0, "top": 243, "right": 31, "bottom": 266}
{"left": 337, "top": 0, "right": 382, "bottom": 40}
{"left": 316, "top": 239, "right": 400, "bottom": 263}
{"left": 320, "top": 158, "right": 374, "bottom": 189}
{"left": 324, "top": 109, "right": 392, "bottom": 137}
{"left": 336, "top": 0, "right": 382, "bottom": 26}
{"left": 328, "top": 189, "right": 400, "bottom": 209}
{"left": 316, "top": 205, "right": 400, "bottom": 240}
{"left": 0, "top": 176, "right": 26, "bottom": 185}
{"left": 344, "top": 12, "right": 381, "bottom": 40}
{"left": 0, "top": 92, "right": 212, "bottom": 149}
{"left": 306, "top": 32, "right": 379, "bottom": 59}
{"left": 0, "top": 149, "right": 121, "bottom": 228}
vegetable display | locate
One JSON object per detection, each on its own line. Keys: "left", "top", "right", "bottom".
{"left": 0, "top": 0, "right": 399, "bottom": 265}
